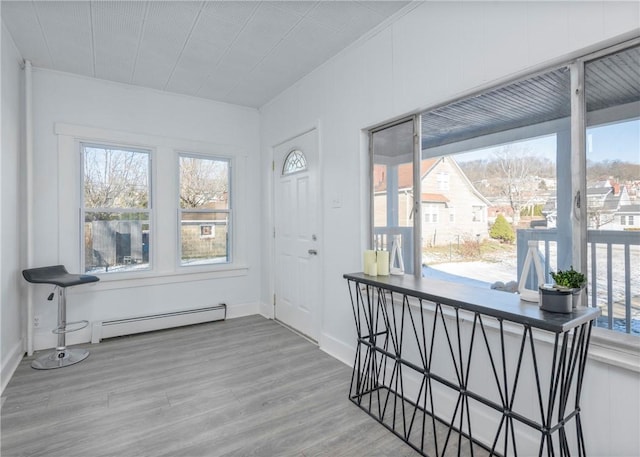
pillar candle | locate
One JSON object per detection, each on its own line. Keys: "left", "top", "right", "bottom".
{"left": 369, "top": 261, "right": 377, "bottom": 276}
{"left": 363, "top": 250, "right": 376, "bottom": 275}
{"left": 377, "top": 250, "right": 390, "bottom": 276}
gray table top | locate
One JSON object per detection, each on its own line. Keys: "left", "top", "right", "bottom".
{"left": 344, "top": 272, "right": 600, "bottom": 333}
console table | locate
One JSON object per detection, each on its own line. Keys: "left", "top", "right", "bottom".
{"left": 344, "top": 273, "right": 600, "bottom": 457}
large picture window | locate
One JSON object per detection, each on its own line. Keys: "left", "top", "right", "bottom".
{"left": 82, "top": 143, "right": 151, "bottom": 273}
{"left": 370, "top": 39, "right": 639, "bottom": 337}
{"left": 179, "top": 154, "right": 231, "bottom": 266}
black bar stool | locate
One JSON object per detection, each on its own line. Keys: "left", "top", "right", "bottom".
{"left": 22, "top": 265, "right": 99, "bottom": 370}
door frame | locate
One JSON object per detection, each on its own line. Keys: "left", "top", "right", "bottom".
{"left": 270, "top": 125, "right": 324, "bottom": 342}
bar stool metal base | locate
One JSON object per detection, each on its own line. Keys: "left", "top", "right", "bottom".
{"left": 31, "top": 348, "right": 89, "bottom": 370}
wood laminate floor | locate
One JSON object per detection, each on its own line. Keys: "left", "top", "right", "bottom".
{"left": 1, "top": 316, "right": 420, "bottom": 457}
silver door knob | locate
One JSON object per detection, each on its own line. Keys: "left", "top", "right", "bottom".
{"left": 308, "top": 249, "right": 318, "bottom": 255}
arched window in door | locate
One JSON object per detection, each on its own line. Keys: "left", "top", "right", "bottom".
{"left": 282, "top": 149, "right": 307, "bottom": 175}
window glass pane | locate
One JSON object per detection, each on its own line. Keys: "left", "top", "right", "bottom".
{"left": 84, "top": 212, "right": 150, "bottom": 273}
{"left": 585, "top": 45, "right": 640, "bottom": 335}
{"left": 179, "top": 156, "right": 229, "bottom": 210}
{"left": 83, "top": 145, "right": 149, "bottom": 209}
{"left": 82, "top": 143, "right": 151, "bottom": 274}
{"left": 372, "top": 120, "right": 415, "bottom": 274}
{"left": 418, "top": 67, "right": 569, "bottom": 289}
{"left": 179, "top": 154, "right": 231, "bottom": 266}
{"left": 180, "top": 211, "right": 229, "bottom": 265}
{"left": 420, "top": 137, "right": 558, "bottom": 287}
{"left": 282, "top": 149, "right": 307, "bottom": 175}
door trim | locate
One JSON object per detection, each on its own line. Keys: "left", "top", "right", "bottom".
{"left": 270, "top": 125, "right": 323, "bottom": 342}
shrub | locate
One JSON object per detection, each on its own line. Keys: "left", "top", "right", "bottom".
{"left": 489, "top": 214, "right": 515, "bottom": 243}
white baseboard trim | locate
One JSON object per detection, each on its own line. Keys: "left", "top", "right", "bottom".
{"left": 319, "top": 332, "right": 355, "bottom": 368}
{"left": 226, "top": 301, "right": 261, "bottom": 319}
{"left": 34, "top": 302, "right": 261, "bottom": 350}
{"left": 1, "top": 339, "right": 25, "bottom": 394}
{"left": 259, "top": 301, "right": 274, "bottom": 319}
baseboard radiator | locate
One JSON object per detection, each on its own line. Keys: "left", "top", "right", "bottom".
{"left": 91, "top": 304, "right": 227, "bottom": 343}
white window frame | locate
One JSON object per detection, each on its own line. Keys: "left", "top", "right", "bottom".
{"left": 80, "top": 141, "right": 153, "bottom": 274}
{"left": 55, "top": 123, "right": 249, "bottom": 289}
{"left": 368, "top": 37, "right": 640, "bottom": 364}
{"left": 177, "top": 152, "right": 233, "bottom": 268}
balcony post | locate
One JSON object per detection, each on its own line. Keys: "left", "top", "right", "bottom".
{"left": 570, "top": 61, "right": 588, "bottom": 275}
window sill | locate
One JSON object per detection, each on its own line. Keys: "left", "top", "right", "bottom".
{"left": 70, "top": 265, "right": 249, "bottom": 292}
{"left": 589, "top": 328, "right": 640, "bottom": 373}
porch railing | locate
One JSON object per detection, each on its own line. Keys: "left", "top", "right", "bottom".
{"left": 373, "top": 227, "right": 414, "bottom": 275}
{"left": 518, "top": 229, "right": 640, "bottom": 335}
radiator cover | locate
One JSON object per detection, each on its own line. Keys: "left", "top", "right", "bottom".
{"left": 90, "top": 304, "right": 227, "bottom": 343}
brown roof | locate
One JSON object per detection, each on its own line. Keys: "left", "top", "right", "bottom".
{"left": 374, "top": 158, "right": 439, "bottom": 192}
{"left": 421, "top": 193, "right": 449, "bottom": 203}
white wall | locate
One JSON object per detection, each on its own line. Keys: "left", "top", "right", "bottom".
{"left": 260, "top": 2, "right": 640, "bottom": 455}
{"left": 1, "top": 22, "right": 25, "bottom": 391}
{"left": 30, "top": 69, "right": 261, "bottom": 349}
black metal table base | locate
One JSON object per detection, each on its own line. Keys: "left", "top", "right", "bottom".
{"left": 346, "top": 277, "right": 595, "bottom": 457}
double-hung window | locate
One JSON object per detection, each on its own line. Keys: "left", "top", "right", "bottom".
{"left": 81, "top": 143, "right": 151, "bottom": 273}
{"left": 179, "top": 153, "right": 231, "bottom": 266}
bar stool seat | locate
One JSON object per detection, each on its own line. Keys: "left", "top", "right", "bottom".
{"left": 23, "top": 265, "right": 99, "bottom": 370}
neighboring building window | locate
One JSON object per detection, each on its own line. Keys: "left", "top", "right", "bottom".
{"left": 436, "top": 172, "right": 450, "bottom": 191}
{"left": 630, "top": 215, "right": 635, "bottom": 225}
{"left": 449, "top": 208, "right": 455, "bottom": 223}
{"left": 82, "top": 143, "right": 151, "bottom": 273}
{"left": 472, "top": 206, "right": 484, "bottom": 222}
{"left": 424, "top": 204, "right": 439, "bottom": 223}
{"left": 179, "top": 154, "right": 231, "bottom": 266}
{"left": 621, "top": 215, "right": 627, "bottom": 225}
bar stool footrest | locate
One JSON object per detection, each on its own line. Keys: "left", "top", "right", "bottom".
{"left": 52, "top": 320, "right": 89, "bottom": 334}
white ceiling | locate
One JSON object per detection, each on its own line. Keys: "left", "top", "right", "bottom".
{"left": 1, "top": 1, "right": 411, "bottom": 108}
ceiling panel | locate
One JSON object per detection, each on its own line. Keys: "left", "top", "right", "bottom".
{"left": 202, "top": 1, "right": 259, "bottom": 26}
{"left": 1, "top": 1, "right": 52, "bottom": 67}
{"left": 132, "top": 1, "right": 203, "bottom": 90}
{"left": 358, "top": 0, "right": 413, "bottom": 17}
{"left": 586, "top": 46, "right": 640, "bottom": 112}
{"left": 92, "top": 1, "right": 147, "bottom": 83}
{"left": 421, "top": 68, "right": 573, "bottom": 150}
{"left": 307, "top": 1, "right": 382, "bottom": 33}
{"left": 230, "top": 3, "right": 300, "bottom": 60}
{"left": 259, "top": 19, "right": 348, "bottom": 85}
{"left": 33, "top": 1, "right": 94, "bottom": 75}
{"left": 165, "top": 13, "right": 240, "bottom": 94}
{"left": 1, "top": 1, "right": 411, "bottom": 107}
{"left": 270, "top": 1, "right": 318, "bottom": 17}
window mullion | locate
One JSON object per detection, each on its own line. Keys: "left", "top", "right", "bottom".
{"left": 413, "top": 114, "right": 422, "bottom": 278}
{"left": 570, "top": 61, "right": 588, "bottom": 275}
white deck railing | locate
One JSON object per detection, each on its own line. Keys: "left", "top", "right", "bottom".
{"left": 374, "top": 227, "right": 638, "bottom": 334}
{"left": 518, "top": 229, "right": 640, "bottom": 334}
{"left": 373, "top": 227, "right": 414, "bottom": 275}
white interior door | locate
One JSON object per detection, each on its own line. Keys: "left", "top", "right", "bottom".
{"left": 274, "top": 129, "right": 321, "bottom": 341}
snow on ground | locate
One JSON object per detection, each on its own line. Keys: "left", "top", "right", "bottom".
{"left": 428, "top": 260, "right": 517, "bottom": 285}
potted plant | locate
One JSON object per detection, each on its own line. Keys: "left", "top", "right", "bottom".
{"left": 539, "top": 266, "right": 587, "bottom": 313}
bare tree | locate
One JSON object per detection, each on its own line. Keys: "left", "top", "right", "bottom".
{"left": 488, "top": 145, "right": 539, "bottom": 224}
{"left": 179, "top": 157, "right": 228, "bottom": 209}
{"left": 84, "top": 147, "right": 149, "bottom": 211}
